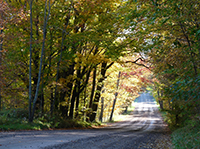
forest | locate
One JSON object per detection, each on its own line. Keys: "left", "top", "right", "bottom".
{"left": 0, "top": 0, "right": 199, "bottom": 146}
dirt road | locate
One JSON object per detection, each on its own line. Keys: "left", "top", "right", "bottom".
{"left": 0, "top": 93, "right": 171, "bottom": 149}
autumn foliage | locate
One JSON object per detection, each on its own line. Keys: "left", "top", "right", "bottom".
{"left": 0, "top": 0, "right": 199, "bottom": 131}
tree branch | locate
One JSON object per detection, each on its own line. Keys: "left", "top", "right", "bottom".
{"left": 125, "top": 58, "right": 150, "bottom": 70}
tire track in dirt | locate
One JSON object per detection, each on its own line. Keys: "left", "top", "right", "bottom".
{"left": 0, "top": 93, "right": 170, "bottom": 149}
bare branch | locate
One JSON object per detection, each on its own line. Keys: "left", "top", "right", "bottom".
{"left": 106, "top": 62, "right": 114, "bottom": 69}
{"left": 125, "top": 58, "right": 150, "bottom": 70}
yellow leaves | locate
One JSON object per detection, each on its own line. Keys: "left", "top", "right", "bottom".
{"left": 60, "top": 101, "right": 68, "bottom": 107}
{"left": 75, "top": 52, "right": 109, "bottom": 68}
{"left": 59, "top": 78, "right": 66, "bottom": 84}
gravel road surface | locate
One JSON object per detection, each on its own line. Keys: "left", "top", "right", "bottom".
{"left": 0, "top": 93, "right": 172, "bottom": 149}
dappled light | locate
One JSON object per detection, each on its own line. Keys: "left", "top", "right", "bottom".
{"left": 0, "top": 0, "right": 199, "bottom": 148}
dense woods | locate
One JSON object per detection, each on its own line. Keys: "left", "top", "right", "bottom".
{"left": 0, "top": 0, "right": 199, "bottom": 135}
{"left": 0, "top": 0, "right": 150, "bottom": 125}
{"left": 136, "top": 0, "right": 200, "bottom": 127}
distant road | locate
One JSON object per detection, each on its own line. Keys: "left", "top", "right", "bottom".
{"left": 0, "top": 93, "right": 170, "bottom": 149}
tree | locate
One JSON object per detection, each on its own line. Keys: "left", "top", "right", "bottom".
{"left": 2, "top": 0, "right": 135, "bottom": 123}
{"left": 126, "top": 0, "right": 200, "bottom": 126}
{"left": 29, "top": 0, "right": 52, "bottom": 122}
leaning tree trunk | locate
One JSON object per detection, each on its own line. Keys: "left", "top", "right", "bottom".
{"left": 30, "top": 0, "right": 51, "bottom": 122}
{"left": 109, "top": 71, "right": 121, "bottom": 122}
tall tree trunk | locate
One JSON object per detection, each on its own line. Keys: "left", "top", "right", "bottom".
{"left": 69, "top": 83, "right": 78, "bottom": 119}
{"left": 75, "top": 68, "right": 92, "bottom": 118}
{"left": 50, "top": 86, "right": 54, "bottom": 114}
{"left": 50, "top": 26, "right": 65, "bottom": 116}
{"left": 89, "top": 67, "right": 96, "bottom": 109}
{"left": 196, "top": 22, "right": 200, "bottom": 61}
{"left": 88, "top": 47, "right": 98, "bottom": 110}
{"left": 50, "top": 11, "right": 70, "bottom": 116}
{"left": 109, "top": 71, "right": 121, "bottom": 122}
{"left": 69, "top": 66, "right": 81, "bottom": 119}
{"left": 157, "top": 90, "right": 163, "bottom": 110}
{"left": 0, "top": 12, "right": 3, "bottom": 111}
{"left": 75, "top": 84, "right": 81, "bottom": 118}
{"left": 30, "top": 0, "right": 51, "bottom": 122}
{"left": 28, "top": 0, "right": 33, "bottom": 122}
{"left": 39, "top": 42, "right": 46, "bottom": 116}
{"left": 99, "top": 88, "right": 105, "bottom": 122}
{"left": 63, "top": 63, "right": 75, "bottom": 117}
{"left": 75, "top": 67, "right": 81, "bottom": 116}
{"left": 89, "top": 62, "right": 113, "bottom": 122}
{"left": 32, "top": 0, "right": 40, "bottom": 112}
{"left": 39, "top": 93, "right": 44, "bottom": 115}
{"left": 70, "top": 66, "right": 92, "bottom": 119}
{"left": 179, "top": 22, "right": 198, "bottom": 76}
{"left": 59, "top": 91, "right": 67, "bottom": 116}
{"left": 59, "top": 63, "right": 75, "bottom": 117}
{"left": 48, "top": 31, "right": 54, "bottom": 115}
{"left": 86, "top": 67, "right": 97, "bottom": 121}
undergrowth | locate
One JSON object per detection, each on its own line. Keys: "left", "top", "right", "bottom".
{"left": 0, "top": 109, "right": 99, "bottom": 131}
{"left": 171, "top": 115, "right": 200, "bottom": 149}
{"left": 159, "top": 108, "right": 200, "bottom": 149}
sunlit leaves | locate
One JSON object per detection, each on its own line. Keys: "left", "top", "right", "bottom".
{"left": 131, "top": 0, "right": 200, "bottom": 126}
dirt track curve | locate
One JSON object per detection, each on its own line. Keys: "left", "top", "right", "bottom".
{"left": 0, "top": 93, "right": 171, "bottom": 149}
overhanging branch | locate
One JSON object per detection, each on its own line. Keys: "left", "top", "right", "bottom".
{"left": 125, "top": 58, "right": 150, "bottom": 70}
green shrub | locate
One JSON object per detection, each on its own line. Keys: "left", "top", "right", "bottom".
{"left": 172, "top": 116, "right": 200, "bottom": 149}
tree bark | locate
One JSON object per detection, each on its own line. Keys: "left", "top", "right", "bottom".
{"left": 99, "top": 89, "right": 105, "bottom": 122}
{"left": 0, "top": 12, "right": 3, "bottom": 111}
{"left": 70, "top": 66, "right": 92, "bottom": 119}
{"left": 65, "top": 64, "right": 75, "bottom": 117}
{"left": 50, "top": 9, "right": 70, "bottom": 117}
{"left": 179, "top": 22, "right": 198, "bottom": 76}
{"left": 32, "top": 0, "right": 40, "bottom": 112}
{"left": 89, "top": 62, "right": 114, "bottom": 122}
{"left": 30, "top": 0, "right": 51, "bottom": 122}
{"left": 89, "top": 67, "right": 97, "bottom": 109}
{"left": 109, "top": 71, "right": 121, "bottom": 122}
{"left": 50, "top": 28, "right": 65, "bottom": 116}
{"left": 69, "top": 83, "right": 78, "bottom": 119}
{"left": 157, "top": 90, "right": 163, "bottom": 110}
{"left": 28, "top": 0, "right": 33, "bottom": 122}
{"left": 74, "top": 67, "right": 81, "bottom": 118}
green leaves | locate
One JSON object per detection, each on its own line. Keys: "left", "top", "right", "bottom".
{"left": 196, "top": 30, "right": 200, "bottom": 39}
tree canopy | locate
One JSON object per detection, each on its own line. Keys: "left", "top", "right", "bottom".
{"left": 0, "top": 0, "right": 199, "bottom": 129}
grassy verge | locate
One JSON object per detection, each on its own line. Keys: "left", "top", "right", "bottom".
{"left": 158, "top": 108, "right": 200, "bottom": 149}
{"left": 0, "top": 109, "right": 100, "bottom": 131}
{"left": 171, "top": 116, "right": 200, "bottom": 149}
{"left": 0, "top": 122, "right": 49, "bottom": 131}
{"left": 0, "top": 119, "right": 98, "bottom": 131}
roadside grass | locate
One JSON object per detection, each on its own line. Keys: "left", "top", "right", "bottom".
{"left": 0, "top": 122, "right": 48, "bottom": 131}
{"left": 171, "top": 116, "right": 200, "bottom": 149}
{"left": 0, "top": 109, "right": 50, "bottom": 131}
{"left": 158, "top": 108, "right": 200, "bottom": 149}
{"left": 0, "top": 109, "right": 99, "bottom": 131}
{"left": 0, "top": 119, "right": 94, "bottom": 131}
